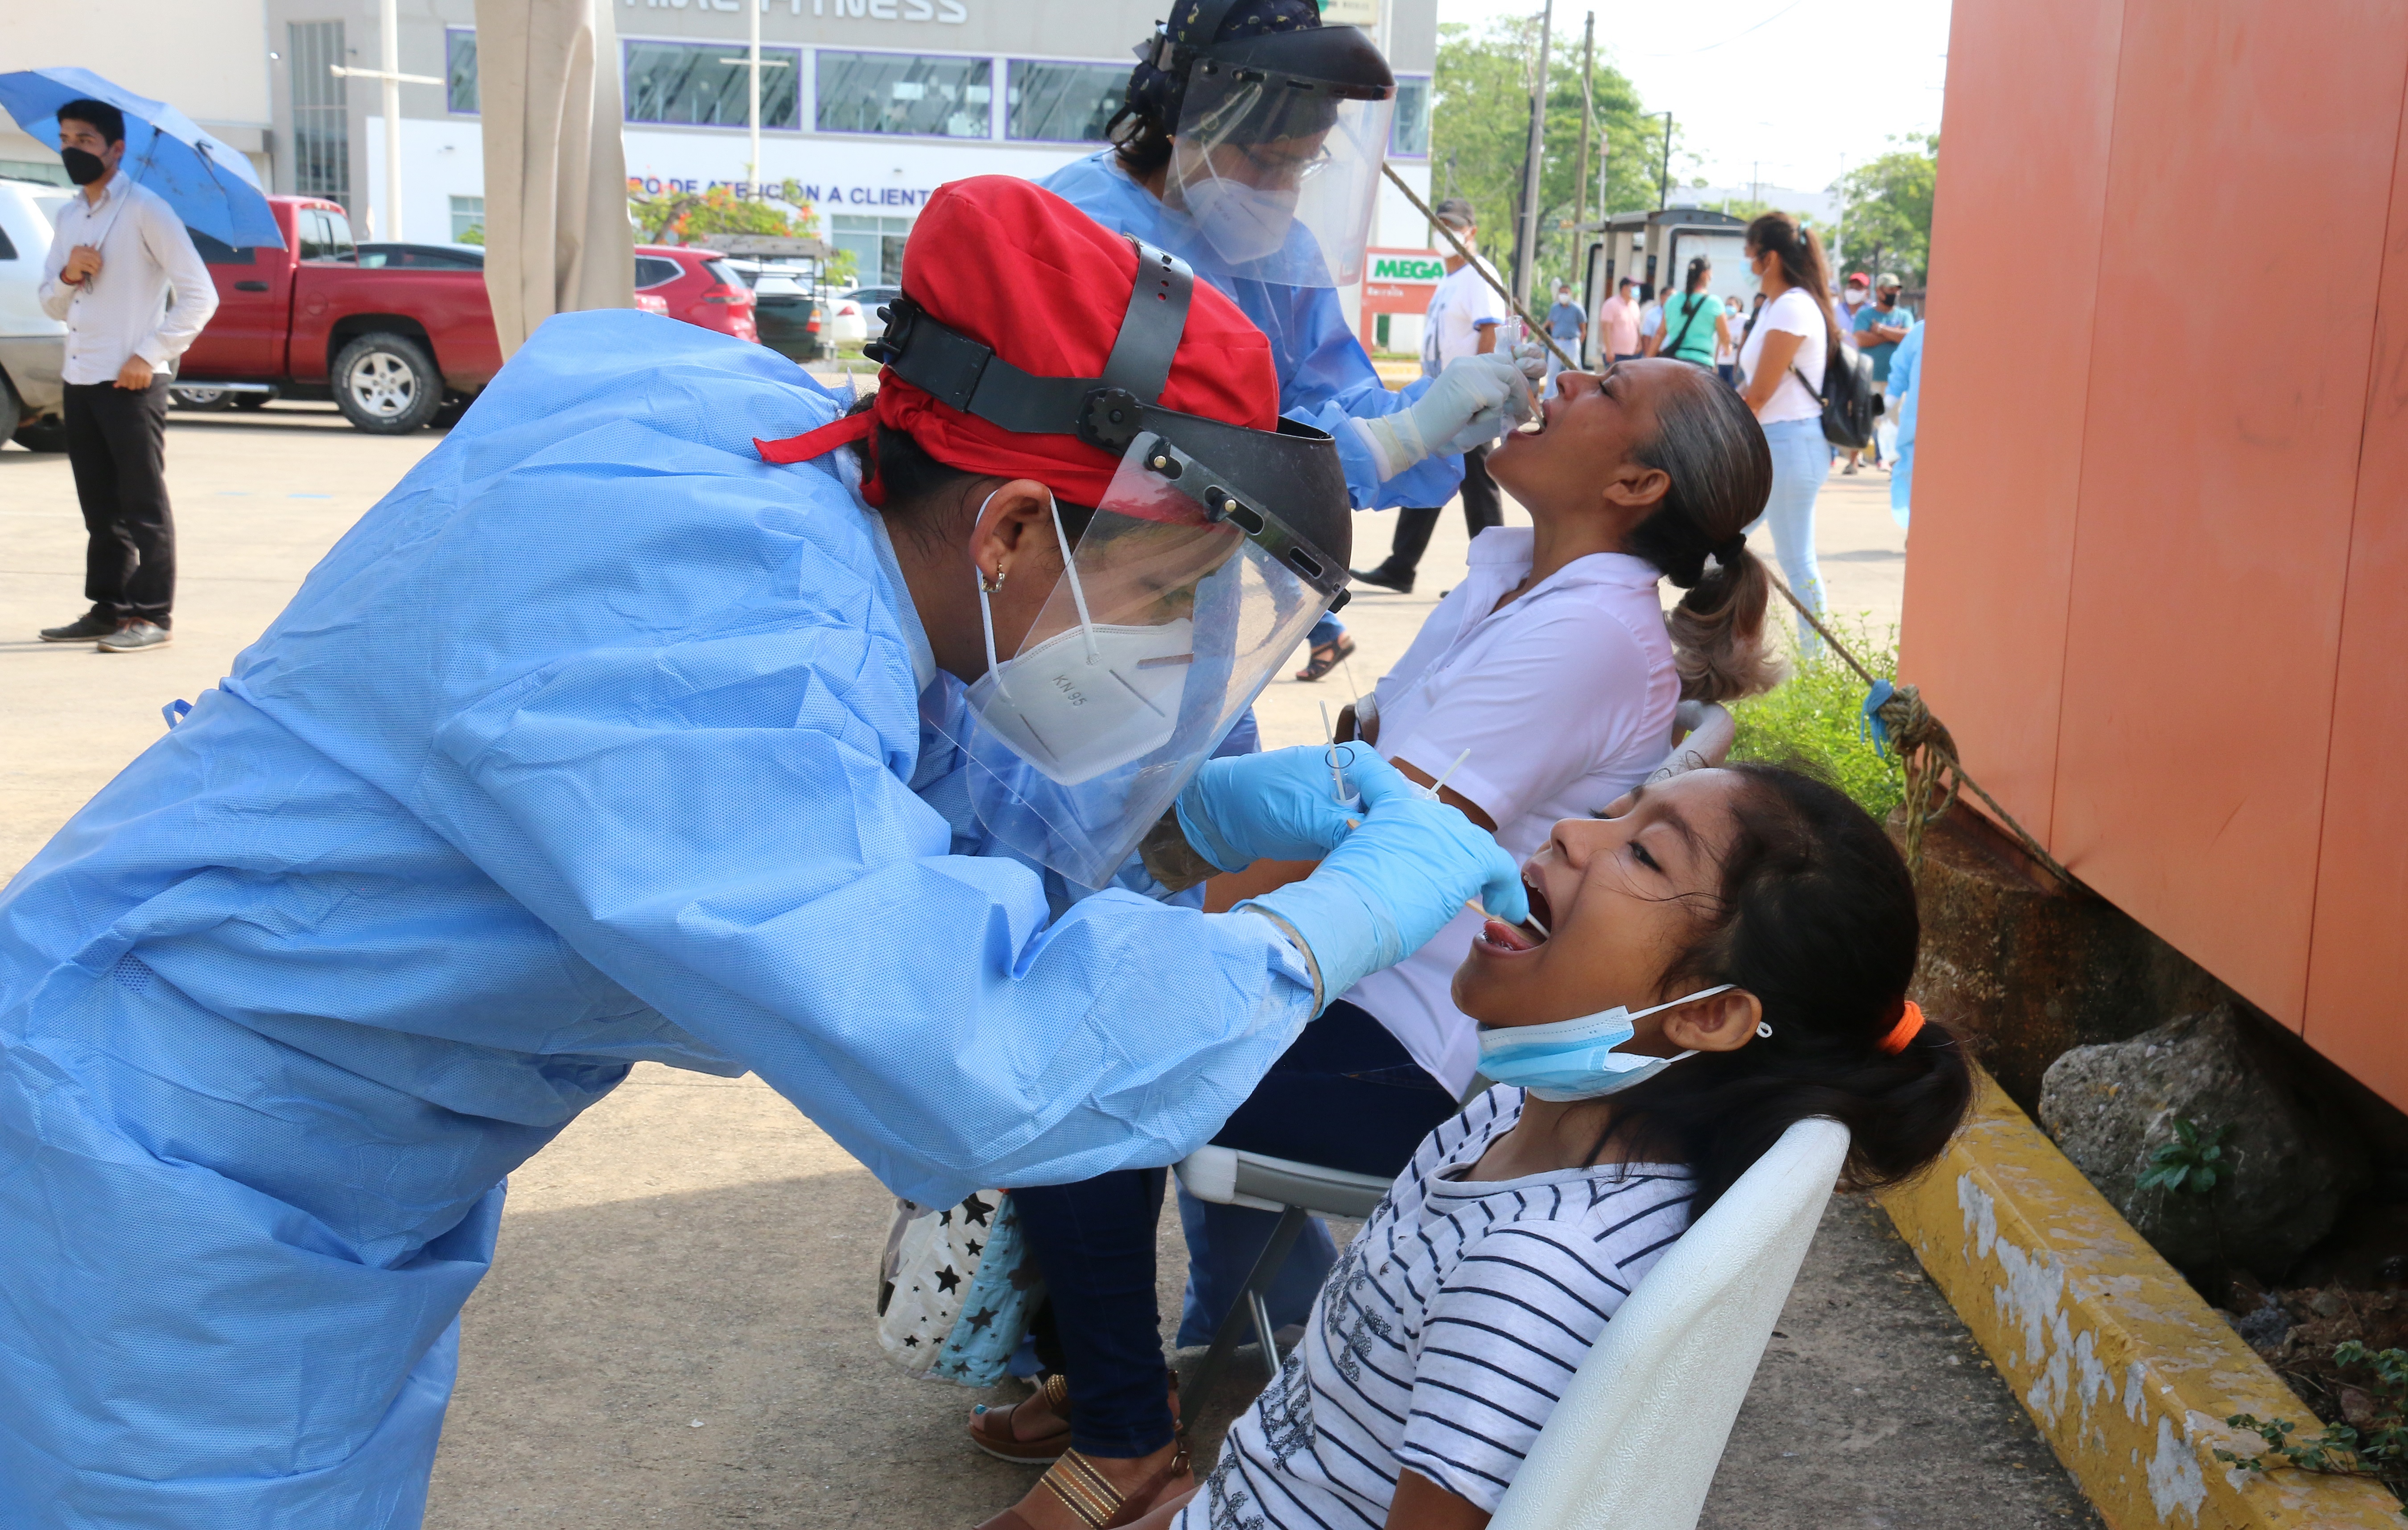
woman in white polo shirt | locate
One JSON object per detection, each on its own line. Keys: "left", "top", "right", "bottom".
{"left": 1736, "top": 210, "right": 1840, "bottom": 656}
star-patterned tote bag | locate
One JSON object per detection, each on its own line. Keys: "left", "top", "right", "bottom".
{"left": 877, "top": 1189, "right": 1045, "bottom": 1386}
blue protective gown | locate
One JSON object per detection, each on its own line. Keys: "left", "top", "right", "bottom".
{"left": 1041, "top": 151, "right": 1464, "bottom": 513}
{"left": 0, "top": 311, "right": 1316, "bottom": 1525}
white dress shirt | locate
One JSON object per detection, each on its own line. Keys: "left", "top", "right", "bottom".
{"left": 1343, "top": 532, "right": 1680, "bottom": 1092}
{"left": 38, "top": 173, "right": 217, "bottom": 384}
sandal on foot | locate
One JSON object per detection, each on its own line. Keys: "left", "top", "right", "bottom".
{"left": 969, "top": 1372, "right": 1074, "bottom": 1464}
{"left": 1293, "top": 633, "right": 1356, "bottom": 682}
{"left": 973, "top": 1443, "right": 1195, "bottom": 1530}
{"left": 969, "top": 1373, "right": 1181, "bottom": 1466}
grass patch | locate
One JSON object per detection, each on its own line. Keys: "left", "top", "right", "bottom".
{"left": 1728, "top": 617, "right": 1905, "bottom": 821}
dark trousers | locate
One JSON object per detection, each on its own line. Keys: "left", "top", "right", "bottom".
{"left": 1012, "top": 1002, "right": 1456, "bottom": 1456}
{"left": 64, "top": 379, "right": 175, "bottom": 627}
{"left": 1376, "top": 441, "right": 1502, "bottom": 581}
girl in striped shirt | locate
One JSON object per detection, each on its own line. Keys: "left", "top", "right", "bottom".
{"left": 1127, "top": 763, "right": 1972, "bottom": 1530}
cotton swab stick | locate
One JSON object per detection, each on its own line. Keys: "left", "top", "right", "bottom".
{"left": 1319, "top": 701, "right": 1344, "bottom": 804}
{"left": 1425, "top": 747, "right": 1472, "bottom": 800}
{"left": 1466, "top": 899, "right": 1550, "bottom": 937}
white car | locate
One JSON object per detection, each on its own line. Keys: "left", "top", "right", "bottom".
{"left": 0, "top": 177, "right": 71, "bottom": 451}
{"left": 826, "top": 294, "right": 868, "bottom": 346}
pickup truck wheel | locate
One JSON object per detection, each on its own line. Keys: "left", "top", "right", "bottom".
{"left": 332, "top": 333, "right": 443, "bottom": 433}
{"left": 171, "top": 385, "right": 237, "bottom": 411}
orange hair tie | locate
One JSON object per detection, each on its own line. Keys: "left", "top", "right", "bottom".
{"left": 1877, "top": 999, "right": 1925, "bottom": 1056}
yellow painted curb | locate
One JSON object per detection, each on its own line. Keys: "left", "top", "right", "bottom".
{"left": 1877, "top": 1068, "right": 2402, "bottom": 1529}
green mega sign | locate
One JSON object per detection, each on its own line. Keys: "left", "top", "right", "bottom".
{"left": 1370, "top": 254, "right": 1447, "bottom": 282}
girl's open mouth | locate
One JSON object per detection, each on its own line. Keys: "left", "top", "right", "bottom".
{"left": 1473, "top": 874, "right": 1553, "bottom": 954}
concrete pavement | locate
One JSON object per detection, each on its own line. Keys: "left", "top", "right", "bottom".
{"left": 0, "top": 405, "right": 2088, "bottom": 1527}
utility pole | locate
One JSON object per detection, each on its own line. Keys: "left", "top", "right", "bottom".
{"left": 1658, "top": 111, "right": 1674, "bottom": 211}
{"left": 1572, "top": 12, "right": 1594, "bottom": 234}
{"left": 722, "top": 0, "right": 791, "bottom": 196}
{"left": 1512, "top": 0, "right": 1554, "bottom": 306}
{"left": 329, "top": 0, "right": 439, "bottom": 241}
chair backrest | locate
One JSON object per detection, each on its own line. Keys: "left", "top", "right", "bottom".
{"left": 1488, "top": 1117, "right": 1851, "bottom": 1530}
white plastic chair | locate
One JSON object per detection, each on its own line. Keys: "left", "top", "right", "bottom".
{"left": 1488, "top": 1116, "right": 1852, "bottom": 1530}
{"left": 1172, "top": 1145, "right": 1390, "bottom": 1405}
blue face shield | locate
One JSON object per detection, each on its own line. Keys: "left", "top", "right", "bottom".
{"left": 1476, "top": 985, "right": 1744, "bottom": 1103}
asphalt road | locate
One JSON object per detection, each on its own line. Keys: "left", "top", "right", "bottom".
{"left": 0, "top": 400, "right": 2092, "bottom": 1528}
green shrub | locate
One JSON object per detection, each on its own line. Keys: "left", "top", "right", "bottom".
{"left": 1728, "top": 618, "right": 1905, "bottom": 821}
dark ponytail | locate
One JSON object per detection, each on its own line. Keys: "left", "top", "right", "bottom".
{"left": 1585, "top": 764, "right": 1974, "bottom": 1217}
{"left": 1622, "top": 367, "right": 1781, "bottom": 702}
{"left": 1743, "top": 211, "right": 1840, "bottom": 354}
{"left": 1684, "top": 255, "right": 1711, "bottom": 294}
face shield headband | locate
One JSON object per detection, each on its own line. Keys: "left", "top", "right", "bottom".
{"left": 1135, "top": 11, "right": 1396, "bottom": 288}
{"left": 864, "top": 237, "right": 1352, "bottom": 889}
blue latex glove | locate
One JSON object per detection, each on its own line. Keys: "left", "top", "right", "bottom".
{"left": 1176, "top": 742, "right": 1377, "bottom": 872}
{"left": 1240, "top": 757, "right": 1527, "bottom": 1006}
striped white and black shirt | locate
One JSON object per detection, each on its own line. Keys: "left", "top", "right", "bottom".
{"left": 1176, "top": 1087, "right": 1694, "bottom": 1528}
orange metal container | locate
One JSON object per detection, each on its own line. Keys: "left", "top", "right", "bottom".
{"left": 1904, "top": 0, "right": 2408, "bottom": 1104}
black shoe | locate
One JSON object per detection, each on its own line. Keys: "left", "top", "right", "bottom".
{"left": 1349, "top": 565, "right": 1414, "bottom": 594}
{"left": 39, "top": 611, "right": 118, "bottom": 643}
{"left": 96, "top": 620, "right": 172, "bottom": 653}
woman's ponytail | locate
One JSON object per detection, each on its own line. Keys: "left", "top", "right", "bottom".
{"left": 1623, "top": 368, "right": 1783, "bottom": 702}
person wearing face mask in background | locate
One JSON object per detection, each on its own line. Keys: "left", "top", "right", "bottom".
{"left": 33, "top": 97, "right": 216, "bottom": 654}
{"left": 1833, "top": 272, "right": 1874, "bottom": 474}
{"left": 1637, "top": 278, "right": 1668, "bottom": 354}
{"left": 1715, "top": 294, "right": 1746, "bottom": 384}
{"left": 1543, "top": 279, "right": 1587, "bottom": 396}
{"left": 1600, "top": 275, "right": 1645, "bottom": 364}
{"left": 1736, "top": 211, "right": 1839, "bottom": 658}
{"left": 1041, "top": 0, "right": 1540, "bottom": 682}
{"left": 1349, "top": 198, "right": 1509, "bottom": 595}
{"left": 1851, "top": 272, "right": 1914, "bottom": 469}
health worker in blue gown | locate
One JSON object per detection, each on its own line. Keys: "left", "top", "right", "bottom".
{"left": 0, "top": 175, "right": 1525, "bottom": 1528}
{"left": 1040, "top": 0, "right": 1542, "bottom": 681}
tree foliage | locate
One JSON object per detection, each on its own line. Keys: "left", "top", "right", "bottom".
{"left": 628, "top": 183, "right": 825, "bottom": 246}
{"left": 1431, "top": 18, "right": 1681, "bottom": 300}
{"left": 1834, "top": 133, "right": 1938, "bottom": 285}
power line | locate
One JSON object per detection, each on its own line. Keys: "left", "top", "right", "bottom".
{"left": 1637, "top": 0, "right": 1811, "bottom": 56}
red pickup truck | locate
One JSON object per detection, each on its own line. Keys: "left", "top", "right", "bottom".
{"left": 177, "top": 196, "right": 502, "bottom": 434}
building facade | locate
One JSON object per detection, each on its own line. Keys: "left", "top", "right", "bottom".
{"left": 255, "top": 0, "right": 1436, "bottom": 288}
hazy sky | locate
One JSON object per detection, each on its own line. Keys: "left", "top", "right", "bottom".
{"left": 1431, "top": 0, "right": 1952, "bottom": 194}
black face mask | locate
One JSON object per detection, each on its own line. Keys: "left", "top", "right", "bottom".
{"left": 61, "top": 147, "right": 107, "bottom": 186}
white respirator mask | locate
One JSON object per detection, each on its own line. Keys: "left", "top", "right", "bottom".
{"left": 964, "top": 487, "right": 1196, "bottom": 786}
{"left": 1180, "top": 175, "right": 1303, "bottom": 267}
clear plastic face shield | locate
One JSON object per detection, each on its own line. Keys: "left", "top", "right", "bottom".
{"left": 1162, "top": 45, "right": 1395, "bottom": 288}
{"left": 943, "top": 431, "right": 1346, "bottom": 889}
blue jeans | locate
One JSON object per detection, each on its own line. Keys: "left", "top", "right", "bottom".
{"left": 1011, "top": 1002, "right": 1454, "bottom": 1456}
{"left": 1751, "top": 415, "right": 1832, "bottom": 658}
{"left": 1307, "top": 614, "right": 1346, "bottom": 648}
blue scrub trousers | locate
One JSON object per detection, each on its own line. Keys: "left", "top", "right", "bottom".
{"left": 1011, "top": 1002, "right": 1454, "bottom": 1456}
{"left": 1751, "top": 415, "right": 1833, "bottom": 658}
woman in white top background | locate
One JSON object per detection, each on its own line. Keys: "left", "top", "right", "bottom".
{"left": 1734, "top": 211, "right": 1839, "bottom": 657}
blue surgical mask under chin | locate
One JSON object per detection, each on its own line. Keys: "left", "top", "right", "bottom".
{"left": 1476, "top": 985, "right": 1747, "bottom": 1102}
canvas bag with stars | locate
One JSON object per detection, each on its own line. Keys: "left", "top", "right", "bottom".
{"left": 876, "top": 1188, "right": 1044, "bottom": 1386}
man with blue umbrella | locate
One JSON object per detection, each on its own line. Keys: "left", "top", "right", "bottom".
{"left": 32, "top": 96, "right": 215, "bottom": 652}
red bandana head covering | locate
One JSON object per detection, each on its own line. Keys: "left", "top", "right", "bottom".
{"left": 757, "top": 176, "right": 1280, "bottom": 507}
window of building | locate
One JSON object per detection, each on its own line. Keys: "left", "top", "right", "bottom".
{"left": 449, "top": 195, "right": 485, "bottom": 243}
{"left": 816, "top": 51, "right": 991, "bottom": 138}
{"left": 1005, "top": 60, "right": 1124, "bottom": 142}
{"left": 1391, "top": 76, "right": 1430, "bottom": 158}
{"left": 289, "top": 21, "right": 352, "bottom": 216}
{"left": 830, "top": 213, "right": 913, "bottom": 287}
{"left": 624, "top": 40, "right": 801, "bottom": 128}
{"left": 446, "top": 29, "right": 478, "bottom": 115}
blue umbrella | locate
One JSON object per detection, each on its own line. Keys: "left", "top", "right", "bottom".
{"left": 0, "top": 66, "right": 285, "bottom": 249}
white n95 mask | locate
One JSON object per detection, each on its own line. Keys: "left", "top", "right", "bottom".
{"left": 1180, "top": 177, "right": 1301, "bottom": 266}
{"left": 967, "top": 617, "right": 1195, "bottom": 785}
{"left": 963, "top": 486, "right": 1199, "bottom": 786}
{"left": 1477, "top": 985, "right": 1742, "bottom": 1102}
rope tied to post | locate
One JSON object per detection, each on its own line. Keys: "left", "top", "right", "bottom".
{"left": 1765, "top": 569, "right": 2079, "bottom": 890}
